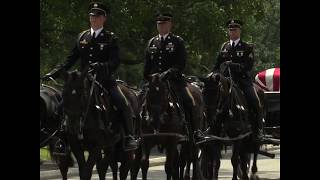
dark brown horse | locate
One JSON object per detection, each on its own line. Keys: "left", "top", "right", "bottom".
{"left": 199, "top": 67, "right": 257, "bottom": 180}
{"left": 40, "top": 83, "right": 74, "bottom": 180}
{"left": 61, "top": 69, "right": 138, "bottom": 180}
{"left": 131, "top": 73, "right": 204, "bottom": 180}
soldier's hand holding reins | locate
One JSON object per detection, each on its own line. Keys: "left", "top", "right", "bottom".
{"left": 89, "top": 62, "right": 109, "bottom": 77}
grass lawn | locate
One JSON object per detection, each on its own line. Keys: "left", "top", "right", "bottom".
{"left": 40, "top": 147, "right": 51, "bottom": 161}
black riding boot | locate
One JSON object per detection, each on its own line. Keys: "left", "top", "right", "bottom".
{"left": 250, "top": 109, "right": 264, "bottom": 143}
{"left": 121, "top": 106, "right": 138, "bottom": 151}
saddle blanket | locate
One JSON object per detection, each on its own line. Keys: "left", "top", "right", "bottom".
{"left": 255, "top": 68, "right": 280, "bottom": 92}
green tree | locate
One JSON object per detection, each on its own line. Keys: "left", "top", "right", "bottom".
{"left": 40, "top": 0, "right": 279, "bottom": 85}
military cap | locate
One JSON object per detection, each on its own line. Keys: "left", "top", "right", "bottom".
{"left": 155, "top": 12, "right": 173, "bottom": 23}
{"left": 226, "top": 19, "right": 243, "bottom": 29}
{"left": 88, "top": 2, "right": 109, "bottom": 16}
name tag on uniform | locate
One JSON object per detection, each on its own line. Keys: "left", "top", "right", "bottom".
{"left": 166, "top": 42, "right": 174, "bottom": 52}
{"left": 149, "top": 46, "right": 157, "bottom": 53}
{"left": 236, "top": 50, "right": 244, "bottom": 57}
{"left": 97, "top": 43, "right": 108, "bottom": 50}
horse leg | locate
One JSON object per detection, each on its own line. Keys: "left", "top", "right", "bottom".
{"left": 131, "top": 148, "right": 142, "bottom": 180}
{"left": 250, "top": 151, "right": 260, "bottom": 180}
{"left": 141, "top": 144, "right": 151, "bottom": 180}
{"left": 240, "top": 150, "right": 250, "bottom": 180}
{"left": 178, "top": 144, "right": 187, "bottom": 180}
{"left": 231, "top": 142, "right": 240, "bottom": 180}
{"left": 69, "top": 138, "right": 86, "bottom": 180}
{"left": 96, "top": 148, "right": 108, "bottom": 180}
{"left": 191, "top": 144, "right": 200, "bottom": 180}
{"left": 58, "top": 152, "right": 73, "bottom": 180}
{"left": 213, "top": 143, "right": 222, "bottom": 180}
{"left": 120, "top": 151, "right": 133, "bottom": 180}
{"left": 251, "top": 151, "right": 258, "bottom": 174}
{"left": 184, "top": 162, "right": 191, "bottom": 180}
{"left": 84, "top": 146, "right": 100, "bottom": 180}
{"left": 165, "top": 145, "right": 179, "bottom": 180}
{"left": 111, "top": 159, "right": 118, "bottom": 180}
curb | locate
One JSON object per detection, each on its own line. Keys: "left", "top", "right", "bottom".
{"left": 40, "top": 156, "right": 166, "bottom": 179}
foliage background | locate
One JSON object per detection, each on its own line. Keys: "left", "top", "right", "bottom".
{"left": 40, "top": 0, "right": 280, "bottom": 86}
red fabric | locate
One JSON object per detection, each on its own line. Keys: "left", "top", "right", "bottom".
{"left": 255, "top": 68, "right": 280, "bottom": 92}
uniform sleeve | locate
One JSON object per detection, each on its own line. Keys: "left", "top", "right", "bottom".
{"left": 212, "top": 43, "right": 226, "bottom": 72}
{"left": 107, "top": 35, "right": 120, "bottom": 74}
{"left": 61, "top": 37, "right": 80, "bottom": 71}
{"left": 173, "top": 38, "right": 186, "bottom": 72}
{"left": 240, "top": 44, "right": 254, "bottom": 72}
{"left": 143, "top": 44, "right": 152, "bottom": 81}
{"left": 212, "top": 52, "right": 223, "bottom": 73}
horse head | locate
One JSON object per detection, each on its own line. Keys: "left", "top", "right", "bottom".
{"left": 40, "top": 84, "right": 63, "bottom": 146}
{"left": 199, "top": 72, "right": 224, "bottom": 126}
{"left": 145, "top": 73, "right": 170, "bottom": 131}
{"left": 61, "top": 70, "right": 88, "bottom": 130}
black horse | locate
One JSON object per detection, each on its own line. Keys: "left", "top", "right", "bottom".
{"left": 199, "top": 63, "right": 258, "bottom": 180}
{"left": 40, "top": 83, "right": 74, "bottom": 180}
{"left": 131, "top": 73, "right": 204, "bottom": 180}
{"left": 60, "top": 69, "right": 138, "bottom": 180}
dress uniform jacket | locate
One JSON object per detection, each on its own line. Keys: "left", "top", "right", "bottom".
{"left": 144, "top": 33, "right": 186, "bottom": 83}
{"left": 213, "top": 40, "right": 255, "bottom": 86}
{"left": 61, "top": 28, "right": 120, "bottom": 86}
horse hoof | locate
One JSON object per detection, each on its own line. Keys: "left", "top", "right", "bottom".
{"left": 250, "top": 174, "right": 260, "bottom": 180}
{"left": 251, "top": 166, "right": 258, "bottom": 173}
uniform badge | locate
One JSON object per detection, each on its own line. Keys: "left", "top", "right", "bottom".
{"left": 221, "top": 48, "right": 228, "bottom": 57}
{"left": 149, "top": 46, "right": 157, "bottom": 53}
{"left": 236, "top": 51, "right": 244, "bottom": 57}
{"left": 98, "top": 43, "right": 107, "bottom": 50}
{"left": 166, "top": 42, "right": 174, "bottom": 52}
{"left": 80, "top": 39, "right": 88, "bottom": 44}
{"left": 94, "top": 3, "right": 98, "bottom": 7}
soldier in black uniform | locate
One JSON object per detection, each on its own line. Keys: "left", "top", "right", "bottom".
{"left": 143, "top": 12, "right": 205, "bottom": 143}
{"left": 211, "top": 19, "right": 263, "bottom": 141}
{"left": 43, "top": 2, "right": 137, "bottom": 151}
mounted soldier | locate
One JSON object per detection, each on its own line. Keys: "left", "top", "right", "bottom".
{"left": 141, "top": 10, "right": 205, "bottom": 143}
{"left": 210, "top": 19, "right": 264, "bottom": 142}
{"left": 43, "top": 2, "right": 137, "bottom": 151}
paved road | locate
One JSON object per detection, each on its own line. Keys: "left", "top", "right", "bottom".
{"left": 41, "top": 146, "right": 279, "bottom": 180}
